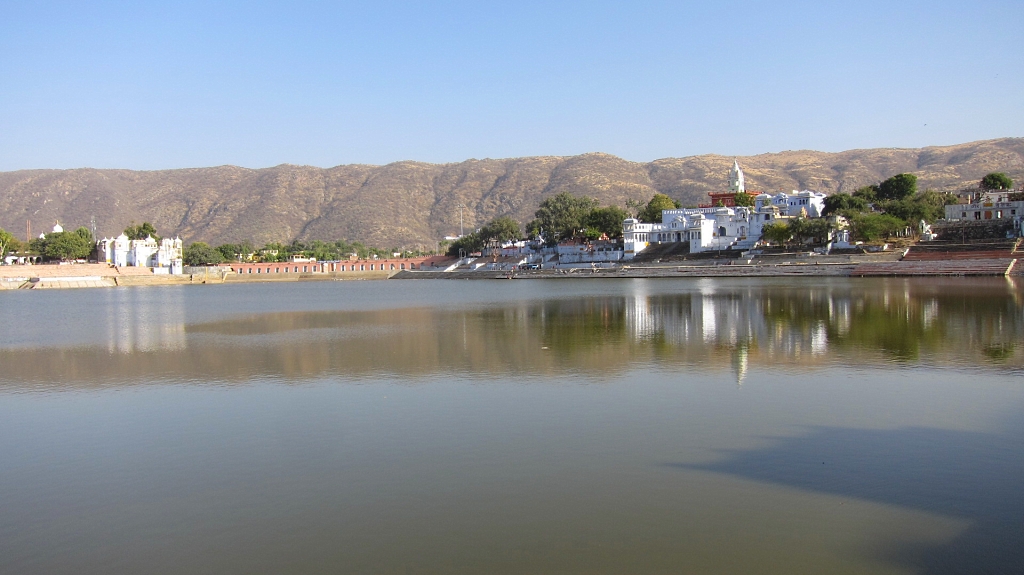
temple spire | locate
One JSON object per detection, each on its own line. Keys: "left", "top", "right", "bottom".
{"left": 728, "top": 159, "right": 745, "bottom": 194}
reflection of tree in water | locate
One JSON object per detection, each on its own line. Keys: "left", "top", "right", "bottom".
{"left": 478, "top": 297, "right": 630, "bottom": 353}
{"left": 757, "top": 280, "right": 1023, "bottom": 362}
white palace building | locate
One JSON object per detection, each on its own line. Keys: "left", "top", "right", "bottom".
{"left": 98, "top": 234, "right": 184, "bottom": 273}
{"left": 623, "top": 161, "right": 828, "bottom": 258}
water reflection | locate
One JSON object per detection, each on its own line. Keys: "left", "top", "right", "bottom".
{"left": 102, "top": 288, "right": 186, "bottom": 354}
{"left": 0, "top": 278, "right": 1020, "bottom": 388}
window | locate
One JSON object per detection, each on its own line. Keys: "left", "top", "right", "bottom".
{"left": 303, "top": 266, "right": 308, "bottom": 272}
{"left": 390, "top": 264, "right": 395, "bottom": 270}
{"left": 256, "top": 268, "right": 261, "bottom": 273}
{"left": 975, "top": 212, "right": 982, "bottom": 220}
{"left": 360, "top": 264, "right": 365, "bottom": 271}
{"left": 275, "top": 267, "right": 280, "bottom": 273}
{"left": 401, "top": 264, "right": 406, "bottom": 270}
{"left": 962, "top": 212, "right": 967, "bottom": 218}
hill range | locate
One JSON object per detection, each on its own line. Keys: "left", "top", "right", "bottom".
{"left": 1, "top": 138, "right": 1022, "bottom": 250}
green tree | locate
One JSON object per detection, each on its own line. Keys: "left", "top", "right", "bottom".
{"left": 637, "top": 193, "right": 681, "bottom": 223}
{"left": 821, "top": 193, "right": 869, "bottom": 217}
{"left": 980, "top": 172, "right": 1013, "bottom": 190}
{"left": 805, "top": 218, "right": 832, "bottom": 244}
{"left": 586, "top": 206, "right": 630, "bottom": 239}
{"left": 849, "top": 213, "right": 905, "bottom": 241}
{"left": 478, "top": 216, "right": 521, "bottom": 243}
{"left": 0, "top": 228, "right": 21, "bottom": 257}
{"left": 74, "top": 227, "right": 94, "bottom": 244}
{"left": 876, "top": 173, "right": 917, "bottom": 201}
{"left": 42, "top": 231, "right": 93, "bottom": 261}
{"left": 529, "top": 192, "right": 600, "bottom": 244}
{"left": 853, "top": 185, "right": 879, "bottom": 202}
{"left": 124, "top": 222, "right": 159, "bottom": 241}
{"left": 732, "top": 191, "right": 755, "bottom": 207}
{"left": 787, "top": 218, "right": 812, "bottom": 244}
{"left": 760, "top": 222, "right": 793, "bottom": 246}
{"left": 446, "top": 233, "right": 483, "bottom": 256}
{"left": 183, "top": 242, "right": 226, "bottom": 266}
{"left": 879, "top": 190, "right": 953, "bottom": 224}
{"left": 217, "top": 241, "right": 255, "bottom": 262}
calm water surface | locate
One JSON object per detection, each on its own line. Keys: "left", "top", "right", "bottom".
{"left": 0, "top": 278, "right": 1022, "bottom": 574}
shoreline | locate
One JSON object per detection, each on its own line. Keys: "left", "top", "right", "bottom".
{"left": 2, "top": 259, "right": 1020, "bottom": 291}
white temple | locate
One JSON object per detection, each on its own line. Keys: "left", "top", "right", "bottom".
{"left": 97, "top": 234, "right": 183, "bottom": 273}
{"left": 38, "top": 221, "right": 64, "bottom": 239}
{"left": 728, "top": 159, "right": 745, "bottom": 194}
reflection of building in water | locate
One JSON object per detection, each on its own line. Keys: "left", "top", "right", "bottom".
{"left": 828, "top": 294, "right": 852, "bottom": 337}
{"left": 625, "top": 289, "right": 839, "bottom": 362}
{"left": 104, "top": 288, "right": 186, "bottom": 353}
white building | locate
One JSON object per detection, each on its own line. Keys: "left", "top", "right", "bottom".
{"left": 98, "top": 234, "right": 184, "bottom": 273}
{"left": 945, "top": 200, "right": 1023, "bottom": 223}
{"left": 756, "top": 190, "right": 827, "bottom": 218}
{"left": 944, "top": 199, "right": 1024, "bottom": 237}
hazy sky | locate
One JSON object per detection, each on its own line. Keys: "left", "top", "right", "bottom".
{"left": 1, "top": 0, "right": 1021, "bottom": 171}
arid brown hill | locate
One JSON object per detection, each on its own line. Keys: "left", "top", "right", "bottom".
{"left": 1, "top": 138, "right": 1021, "bottom": 249}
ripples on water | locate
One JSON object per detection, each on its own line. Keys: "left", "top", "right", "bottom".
{"left": 0, "top": 277, "right": 1021, "bottom": 574}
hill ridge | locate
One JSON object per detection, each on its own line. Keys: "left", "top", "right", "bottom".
{"left": 1, "top": 138, "right": 1021, "bottom": 249}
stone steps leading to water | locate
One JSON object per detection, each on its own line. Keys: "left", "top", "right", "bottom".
{"left": 852, "top": 259, "right": 1016, "bottom": 277}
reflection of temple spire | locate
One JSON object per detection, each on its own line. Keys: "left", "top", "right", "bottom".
{"left": 732, "top": 342, "right": 749, "bottom": 386}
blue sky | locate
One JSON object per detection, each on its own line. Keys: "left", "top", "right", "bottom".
{"left": 1, "top": 0, "right": 1020, "bottom": 170}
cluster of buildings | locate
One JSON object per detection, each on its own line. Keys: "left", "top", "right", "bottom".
{"left": 623, "top": 161, "right": 832, "bottom": 259}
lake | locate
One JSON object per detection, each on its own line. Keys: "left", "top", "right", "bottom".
{"left": 1, "top": 277, "right": 1021, "bottom": 574}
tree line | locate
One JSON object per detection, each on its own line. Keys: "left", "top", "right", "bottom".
{"left": 183, "top": 239, "right": 429, "bottom": 266}
{"left": 761, "top": 172, "right": 1015, "bottom": 245}
{"left": 444, "top": 192, "right": 684, "bottom": 256}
